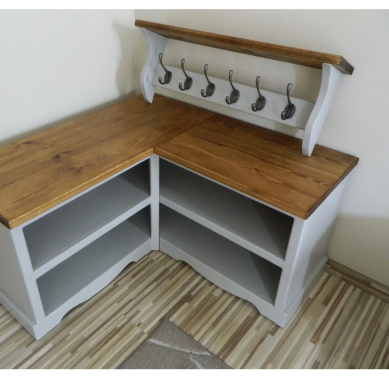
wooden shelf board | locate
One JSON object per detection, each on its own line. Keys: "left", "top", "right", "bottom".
{"left": 37, "top": 207, "right": 151, "bottom": 315}
{"left": 24, "top": 160, "right": 150, "bottom": 272}
{"left": 155, "top": 114, "right": 358, "bottom": 220}
{"left": 160, "top": 159, "right": 293, "bottom": 266}
{"left": 135, "top": 19, "right": 354, "bottom": 75}
{"left": 160, "top": 205, "right": 281, "bottom": 304}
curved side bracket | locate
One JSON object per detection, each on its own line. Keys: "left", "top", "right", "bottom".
{"left": 139, "top": 28, "right": 169, "bottom": 103}
{"left": 302, "top": 64, "right": 343, "bottom": 156}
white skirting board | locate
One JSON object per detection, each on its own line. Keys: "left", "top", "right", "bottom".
{"left": 0, "top": 287, "right": 38, "bottom": 338}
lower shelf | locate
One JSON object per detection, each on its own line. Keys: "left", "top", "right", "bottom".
{"left": 160, "top": 205, "right": 282, "bottom": 305}
{"left": 37, "top": 206, "right": 151, "bottom": 316}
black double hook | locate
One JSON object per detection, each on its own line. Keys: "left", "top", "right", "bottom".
{"left": 201, "top": 64, "right": 215, "bottom": 98}
{"left": 225, "top": 70, "right": 240, "bottom": 105}
{"left": 178, "top": 59, "right": 193, "bottom": 91}
{"left": 252, "top": 76, "right": 266, "bottom": 112}
{"left": 158, "top": 53, "right": 172, "bottom": 85}
{"left": 281, "top": 83, "right": 296, "bottom": 120}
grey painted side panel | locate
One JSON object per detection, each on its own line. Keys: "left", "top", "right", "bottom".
{"left": 0, "top": 225, "right": 37, "bottom": 321}
{"left": 280, "top": 177, "right": 348, "bottom": 310}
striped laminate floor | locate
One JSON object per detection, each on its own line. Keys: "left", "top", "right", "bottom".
{"left": 0, "top": 251, "right": 388, "bottom": 369}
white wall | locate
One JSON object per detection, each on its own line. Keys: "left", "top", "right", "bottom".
{"left": 0, "top": 10, "right": 136, "bottom": 146}
{"left": 134, "top": 10, "right": 389, "bottom": 285}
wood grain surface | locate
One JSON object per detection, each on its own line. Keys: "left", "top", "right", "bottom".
{"left": 155, "top": 114, "right": 358, "bottom": 219}
{"left": 135, "top": 19, "right": 354, "bottom": 75}
{"left": 0, "top": 251, "right": 387, "bottom": 369}
{"left": 0, "top": 95, "right": 215, "bottom": 229}
{"left": 0, "top": 94, "right": 358, "bottom": 228}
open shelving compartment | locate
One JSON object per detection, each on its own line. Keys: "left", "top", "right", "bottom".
{"left": 24, "top": 159, "right": 151, "bottom": 277}
{"left": 160, "top": 159, "right": 294, "bottom": 267}
{"left": 160, "top": 205, "right": 282, "bottom": 306}
{"left": 37, "top": 206, "right": 151, "bottom": 316}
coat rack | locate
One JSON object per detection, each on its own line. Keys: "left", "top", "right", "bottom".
{"left": 135, "top": 20, "right": 353, "bottom": 157}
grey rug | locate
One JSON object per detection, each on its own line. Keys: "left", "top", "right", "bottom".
{"left": 118, "top": 320, "right": 230, "bottom": 369}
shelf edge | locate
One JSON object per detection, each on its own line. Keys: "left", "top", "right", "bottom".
{"left": 33, "top": 198, "right": 151, "bottom": 278}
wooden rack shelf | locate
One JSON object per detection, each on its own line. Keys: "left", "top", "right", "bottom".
{"left": 135, "top": 20, "right": 354, "bottom": 75}
{"left": 136, "top": 19, "right": 354, "bottom": 156}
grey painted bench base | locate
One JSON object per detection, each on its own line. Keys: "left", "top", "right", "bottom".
{"left": 0, "top": 154, "right": 347, "bottom": 339}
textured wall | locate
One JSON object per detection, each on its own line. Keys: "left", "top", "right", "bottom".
{"left": 0, "top": 10, "right": 136, "bottom": 145}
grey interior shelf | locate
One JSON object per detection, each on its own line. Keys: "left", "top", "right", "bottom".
{"left": 37, "top": 206, "right": 151, "bottom": 315}
{"left": 24, "top": 160, "right": 150, "bottom": 271}
{"left": 160, "top": 160, "right": 293, "bottom": 266}
{"left": 160, "top": 205, "right": 282, "bottom": 305}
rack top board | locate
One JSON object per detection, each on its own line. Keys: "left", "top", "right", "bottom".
{"left": 155, "top": 113, "right": 358, "bottom": 219}
{"left": 135, "top": 20, "right": 354, "bottom": 75}
{"left": 0, "top": 95, "right": 357, "bottom": 229}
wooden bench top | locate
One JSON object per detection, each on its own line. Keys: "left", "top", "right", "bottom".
{"left": 0, "top": 94, "right": 358, "bottom": 228}
{"left": 0, "top": 95, "right": 215, "bottom": 229}
{"left": 155, "top": 114, "right": 358, "bottom": 219}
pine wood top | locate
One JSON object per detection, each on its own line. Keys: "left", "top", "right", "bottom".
{"left": 0, "top": 94, "right": 358, "bottom": 228}
{"left": 155, "top": 114, "right": 358, "bottom": 219}
{"left": 0, "top": 95, "right": 215, "bottom": 229}
{"left": 135, "top": 20, "right": 354, "bottom": 75}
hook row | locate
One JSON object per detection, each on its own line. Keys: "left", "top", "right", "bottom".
{"left": 158, "top": 53, "right": 296, "bottom": 120}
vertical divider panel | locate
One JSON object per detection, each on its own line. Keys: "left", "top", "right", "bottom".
{"left": 274, "top": 218, "right": 306, "bottom": 313}
{"left": 150, "top": 154, "right": 160, "bottom": 250}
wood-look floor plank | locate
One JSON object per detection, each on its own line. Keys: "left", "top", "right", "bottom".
{"left": 0, "top": 251, "right": 388, "bottom": 369}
